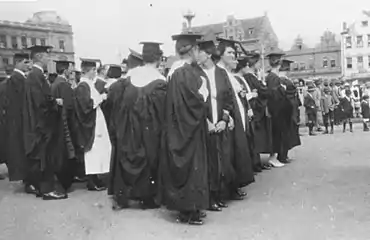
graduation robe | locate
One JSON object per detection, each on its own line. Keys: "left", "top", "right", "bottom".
{"left": 50, "top": 76, "right": 76, "bottom": 189}
{"left": 23, "top": 66, "right": 61, "bottom": 172}
{"left": 285, "top": 82, "right": 301, "bottom": 150}
{"left": 243, "top": 72, "right": 273, "bottom": 154}
{"left": 220, "top": 67, "right": 254, "bottom": 188}
{"left": 107, "top": 65, "right": 166, "bottom": 200}
{"left": 0, "top": 80, "right": 8, "bottom": 165}
{"left": 74, "top": 78, "right": 110, "bottom": 175}
{"left": 199, "top": 65, "right": 235, "bottom": 193}
{"left": 0, "top": 70, "right": 27, "bottom": 180}
{"left": 160, "top": 62, "right": 210, "bottom": 212}
{"left": 265, "top": 71, "right": 291, "bottom": 160}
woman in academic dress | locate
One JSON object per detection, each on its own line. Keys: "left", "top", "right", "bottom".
{"left": 216, "top": 38, "right": 255, "bottom": 200}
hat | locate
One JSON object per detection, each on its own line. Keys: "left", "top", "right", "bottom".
{"left": 265, "top": 48, "right": 285, "bottom": 58}
{"left": 172, "top": 32, "right": 203, "bottom": 54}
{"left": 197, "top": 33, "right": 218, "bottom": 54}
{"left": 140, "top": 41, "right": 163, "bottom": 61}
{"left": 279, "top": 59, "right": 294, "bottom": 71}
{"left": 307, "top": 84, "right": 315, "bottom": 91}
{"left": 128, "top": 48, "right": 143, "bottom": 61}
{"left": 80, "top": 58, "right": 100, "bottom": 69}
{"left": 27, "top": 45, "right": 53, "bottom": 58}
{"left": 54, "top": 60, "right": 74, "bottom": 72}
{"left": 106, "top": 64, "right": 122, "bottom": 78}
{"left": 14, "top": 53, "right": 30, "bottom": 61}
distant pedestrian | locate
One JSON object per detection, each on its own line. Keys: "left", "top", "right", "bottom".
{"left": 361, "top": 95, "right": 370, "bottom": 132}
{"left": 340, "top": 89, "right": 354, "bottom": 133}
{"left": 321, "top": 87, "right": 336, "bottom": 134}
{"left": 304, "top": 84, "right": 317, "bottom": 136}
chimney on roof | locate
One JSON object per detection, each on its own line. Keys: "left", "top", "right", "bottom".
{"left": 342, "top": 22, "right": 347, "bottom": 32}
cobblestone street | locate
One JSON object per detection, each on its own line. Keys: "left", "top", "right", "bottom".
{"left": 1, "top": 125, "right": 370, "bottom": 240}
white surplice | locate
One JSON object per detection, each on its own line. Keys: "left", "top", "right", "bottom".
{"left": 79, "top": 78, "right": 111, "bottom": 175}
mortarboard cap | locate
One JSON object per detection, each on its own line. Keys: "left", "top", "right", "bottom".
{"left": 140, "top": 41, "right": 163, "bottom": 61}
{"left": 265, "top": 48, "right": 285, "bottom": 58}
{"left": 13, "top": 53, "right": 30, "bottom": 62}
{"left": 197, "top": 33, "right": 217, "bottom": 52}
{"left": 172, "top": 32, "right": 203, "bottom": 54}
{"left": 80, "top": 58, "right": 100, "bottom": 69}
{"left": 128, "top": 48, "right": 143, "bottom": 61}
{"left": 27, "top": 45, "right": 53, "bottom": 58}
{"left": 54, "top": 60, "right": 74, "bottom": 69}
{"left": 106, "top": 64, "right": 122, "bottom": 78}
{"left": 216, "top": 37, "right": 240, "bottom": 49}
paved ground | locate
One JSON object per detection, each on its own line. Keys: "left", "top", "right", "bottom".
{"left": 1, "top": 124, "right": 370, "bottom": 240}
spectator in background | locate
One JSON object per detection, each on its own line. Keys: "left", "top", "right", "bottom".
{"left": 313, "top": 79, "right": 323, "bottom": 131}
{"left": 361, "top": 95, "right": 370, "bottom": 131}
{"left": 340, "top": 89, "right": 354, "bottom": 133}
{"left": 321, "top": 87, "right": 336, "bottom": 134}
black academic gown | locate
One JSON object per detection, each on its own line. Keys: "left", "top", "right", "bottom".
{"left": 199, "top": 66, "right": 235, "bottom": 196}
{"left": 265, "top": 71, "right": 291, "bottom": 161}
{"left": 50, "top": 76, "right": 76, "bottom": 190}
{"left": 23, "top": 66, "right": 61, "bottom": 193}
{"left": 159, "top": 63, "right": 209, "bottom": 212}
{"left": 0, "top": 80, "right": 8, "bottom": 165}
{"left": 226, "top": 74, "right": 254, "bottom": 189}
{"left": 107, "top": 73, "right": 166, "bottom": 201}
{"left": 1, "top": 70, "right": 27, "bottom": 181}
{"left": 243, "top": 72, "right": 273, "bottom": 154}
{"left": 285, "top": 83, "right": 301, "bottom": 150}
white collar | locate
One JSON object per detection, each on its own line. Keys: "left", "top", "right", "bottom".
{"left": 127, "top": 65, "right": 165, "bottom": 87}
{"left": 33, "top": 64, "right": 43, "bottom": 72}
{"left": 13, "top": 68, "right": 26, "bottom": 78}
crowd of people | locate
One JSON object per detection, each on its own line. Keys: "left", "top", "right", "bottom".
{"left": 301, "top": 78, "right": 370, "bottom": 135}
{"left": 0, "top": 32, "right": 302, "bottom": 225}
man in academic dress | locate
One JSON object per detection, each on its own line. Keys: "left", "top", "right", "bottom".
{"left": 1, "top": 53, "right": 30, "bottom": 181}
{"left": 22, "top": 45, "right": 67, "bottom": 200}
{"left": 160, "top": 32, "right": 209, "bottom": 225}
{"left": 107, "top": 41, "right": 166, "bottom": 210}
{"left": 50, "top": 60, "right": 77, "bottom": 191}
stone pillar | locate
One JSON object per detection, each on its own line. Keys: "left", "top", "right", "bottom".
{"left": 0, "top": 55, "right": 7, "bottom": 80}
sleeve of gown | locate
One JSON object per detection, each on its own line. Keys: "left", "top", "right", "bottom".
{"left": 167, "top": 68, "right": 206, "bottom": 148}
{"left": 29, "top": 75, "right": 57, "bottom": 116}
{"left": 266, "top": 74, "right": 287, "bottom": 114}
{"left": 74, "top": 83, "right": 94, "bottom": 115}
{"left": 222, "top": 70, "right": 234, "bottom": 113}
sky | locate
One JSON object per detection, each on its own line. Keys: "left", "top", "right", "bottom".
{"left": 0, "top": 0, "right": 369, "bottom": 64}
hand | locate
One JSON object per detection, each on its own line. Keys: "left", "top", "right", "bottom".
{"left": 247, "top": 109, "right": 254, "bottom": 118}
{"left": 207, "top": 119, "right": 216, "bottom": 133}
{"left": 56, "top": 98, "right": 63, "bottom": 106}
{"left": 250, "top": 92, "right": 258, "bottom": 98}
{"left": 228, "top": 117, "right": 235, "bottom": 130}
{"left": 281, "top": 84, "right": 287, "bottom": 90}
{"left": 239, "top": 90, "right": 246, "bottom": 98}
{"left": 101, "top": 93, "right": 107, "bottom": 101}
{"left": 215, "top": 120, "right": 227, "bottom": 132}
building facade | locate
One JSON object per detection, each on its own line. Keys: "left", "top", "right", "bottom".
{"left": 283, "top": 31, "right": 342, "bottom": 80}
{"left": 0, "top": 11, "right": 74, "bottom": 74}
{"left": 188, "top": 13, "right": 279, "bottom": 54}
{"left": 342, "top": 10, "right": 370, "bottom": 83}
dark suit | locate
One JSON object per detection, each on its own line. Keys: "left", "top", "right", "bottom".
{"left": 304, "top": 93, "right": 316, "bottom": 123}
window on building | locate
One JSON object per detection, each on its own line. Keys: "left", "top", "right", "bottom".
{"left": 346, "top": 36, "right": 352, "bottom": 48}
{"left": 11, "top": 36, "right": 17, "bottom": 49}
{"left": 357, "top": 56, "right": 363, "bottom": 68}
{"left": 59, "top": 40, "right": 65, "bottom": 52}
{"left": 299, "top": 63, "right": 305, "bottom": 70}
{"left": 346, "top": 57, "right": 352, "bottom": 68}
{"left": 31, "top": 37, "right": 36, "bottom": 46}
{"left": 357, "top": 35, "right": 363, "bottom": 48}
{"left": 40, "top": 38, "right": 46, "bottom": 46}
{"left": 248, "top": 28, "right": 254, "bottom": 35}
{"left": 0, "top": 35, "right": 6, "bottom": 48}
{"left": 323, "top": 58, "right": 328, "bottom": 68}
{"left": 229, "top": 36, "right": 234, "bottom": 40}
{"left": 330, "top": 60, "right": 336, "bottom": 67}
{"left": 368, "top": 34, "right": 370, "bottom": 47}
{"left": 368, "top": 56, "right": 370, "bottom": 67}
{"left": 362, "top": 21, "right": 368, "bottom": 27}
{"left": 2, "top": 58, "right": 8, "bottom": 65}
{"left": 21, "top": 36, "right": 27, "bottom": 49}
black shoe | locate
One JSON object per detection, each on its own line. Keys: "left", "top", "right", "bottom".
{"left": 112, "top": 194, "right": 129, "bottom": 211}
{"left": 237, "top": 188, "right": 247, "bottom": 197}
{"left": 141, "top": 198, "right": 160, "bottom": 209}
{"left": 261, "top": 164, "right": 272, "bottom": 170}
{"left": 322, "top": 130, "right": 329, "bottom": 134}
{"left": 73, "top": 176, "right": 87, "bottom": 183}
{"left": 87, "top": 183, "right": 107, "bottom": 191}
{"left": 253, "top": 166, "right": 262, "bottom": 173}
{"left": 279, "top": 159, "right": 291, "bottom": 164}
{"left": 231, "top": 193, "right": 244, "bottom": 201}
{"left": 198, "top": 211, "right": 207, "bottom": 218}
{"left": 42, "top": 191, "right": 68, "bottom": 200}
{"left": 24, "top": 184, "right": 42, "bottom": 197}
{"left": 208, "top": 203, "right": 222, "bottom": 211}
{"left": 0, "top": 174, "right": 5, "bottom": 180}
{"left": 217, "top": 201, "right": 228, "bottom": 208}
{"left": 188, "top": 217, "right": 203, "bottom": 225}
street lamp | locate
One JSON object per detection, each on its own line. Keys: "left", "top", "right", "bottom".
{"left": 183, "top": 10, "right": 195, "bottom": 30}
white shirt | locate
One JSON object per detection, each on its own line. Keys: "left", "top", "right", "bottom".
{"left": 203, "top": 66, "right": 218, "bottom": 124}
{"left": 33, "top": 64, "right": 43, "bottom": 72}
{"left": 13, "top": 68, "right": 25, "bottom": 78}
